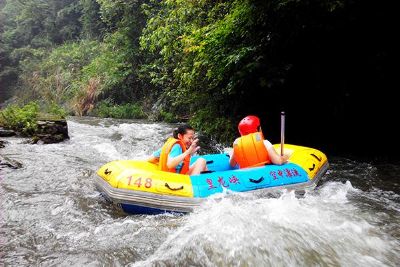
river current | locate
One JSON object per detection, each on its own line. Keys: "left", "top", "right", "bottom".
{"left": 1, "top": 117, "right": 399, "bottom": 266}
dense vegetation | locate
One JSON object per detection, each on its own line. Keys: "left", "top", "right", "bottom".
{"left": 0, "top": 0, "right": 396, "bottom": 158}
{"left": 0, "top": 101, "right": 66, "bottom": 135}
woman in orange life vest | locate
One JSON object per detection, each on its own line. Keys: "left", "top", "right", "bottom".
{"left": 229, "top": 115, "right": 289, "bottom": 168}
{"left": 148, "top": 124, "right": 208, "bottom": 175}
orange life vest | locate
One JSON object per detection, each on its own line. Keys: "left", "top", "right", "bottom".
{"left": 233, "top": 132, "right": 271, "bottom": 168}
{"left": 159, "top": 137, "right": 190, "bottom": 174}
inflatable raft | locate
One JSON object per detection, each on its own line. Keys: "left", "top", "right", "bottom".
{"left": 95, "top": 144, "right": 328, "bottom": 214}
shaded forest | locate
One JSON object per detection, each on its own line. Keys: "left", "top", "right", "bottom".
{"left": 0, "top": 0, "right": 397, "bottom": 160}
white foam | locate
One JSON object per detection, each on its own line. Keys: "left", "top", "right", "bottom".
{"left": 130, "top": 182, "right": 399, "bottom": 267}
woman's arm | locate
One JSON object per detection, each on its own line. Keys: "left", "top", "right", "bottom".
{"left": 148, "top": 148, "right": 161, "bottom": 163}
{"left": 229, "top": 139, "right": 239, "bottom": 167}
{"left": 167, "top": 149, "right": 190, "bottom": 169}
{"left": 229, "top": 150, "right": 237, "bottom": 167}
{"left": 147, "top": 155, "right": 159, "bottom": 164}
{"left": 166, "top": 139, "right": 200, "bottom": 169}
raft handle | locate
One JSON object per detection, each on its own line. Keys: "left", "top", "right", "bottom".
{"left": 249, "top": 177, "right": 264, "bottom": 184}
{"left": 309, "top": 164, "right": 316, "bottom": 171}
{"left": 200, "top": 170, "right": 215, "bottom": 174}
{"left": 310, "top": 154, "right": 322, "bottom": 161}
{"left": 165, "top": 183, "right": 184, "bottom": 191}
{"left": 206, "top": 160, "right": 214, "bottom": 164}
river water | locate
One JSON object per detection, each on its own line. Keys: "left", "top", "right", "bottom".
{"left": 0, "top": 117, "right": 399, "bottom": 266}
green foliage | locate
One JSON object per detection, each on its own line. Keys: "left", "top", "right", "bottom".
{"left": 1, "top": 0, "right": 378, "bottom": 148}
{"left": 0, "top": 102, "right": 39, "bottom": 135}
{"left": 96, "top": 0, "right": 125, "bottom": 29}
{"left": 80, "top": 32, "right": 132, "bottom": 93}
{"left": 11, "top": 0, "right": 149, "bottom": 114}
{"left": 139, "top": 0, "right": 349, "bottom": 143}
{"left": 80, "top": 0, "right": 106, "bottom": 39}
{"left": 1, "top": 0, "right": 82, "bottom": 48}
{"left": 44, "top": 102, "right": 68, "bottom": 119}
{"left": 17, "top": 40, "right": 102, "bottom": 107}
{"left": 159, "top": 110, "right": 177, "bottom": 123}
{"left": 0, "top": 101, "right": 68, "bottom": 135}
{"left": 185, "top": 1, "right": 258, "bottom": 94}
{"left": 139, "top": 1, "right": 257, "bottom": 113}
{"left": 94, "top": 0, "right": 149, "bottom": 103}
{"left": 91, "top": 100, "right": 145, "bottom": 119}
{"left": 1, "top": 0, "right": 91, "bottom": 102}
{"left": 189, "top": 107, "right": 236, "bottom": 145}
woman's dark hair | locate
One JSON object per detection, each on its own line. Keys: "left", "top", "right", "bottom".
{"left": 173, "top": 124, "right": 194, "bottom": 139}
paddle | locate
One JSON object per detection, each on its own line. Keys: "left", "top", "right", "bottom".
{"left": 280, "top": 111, "right": 285, "bottom": 156}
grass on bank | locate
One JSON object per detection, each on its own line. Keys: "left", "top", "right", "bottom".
{"left": 0, "top": 102, "right": 67, "bottom": 135}
{"left": 0, "top": 100, "right": 155, "bottom": 132}
{"left": 90, "top": 100, "right": 146, "bottom": 119}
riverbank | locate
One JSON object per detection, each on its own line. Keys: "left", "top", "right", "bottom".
{"left": 1, "top": 117, "right": 69, "bottom": 170}
{"left": 0, "top": 119, "right": 68, "bottom": 144}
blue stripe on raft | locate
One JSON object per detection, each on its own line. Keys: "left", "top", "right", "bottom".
{"left": 190, "top": 153, "right": 309, "bottom": 198}
{"left": 191, "top": 153, "right": 235, "bottom": 172}
{"left": 190, "top": 163, "right": 309, "bottom": 198}
{"left": 120, "top": 203, "right": 165, "bottom": 214}
{"left": 120, "top": 203, "right": 187, "bottom": 215}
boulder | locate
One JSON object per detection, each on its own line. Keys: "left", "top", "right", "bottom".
{"left": 0, "top": 154, "right": 22, "bottom": 169}
{"left": 31, "top": 119, "right": 69, "bottom": 144}
{"left": 0, "top": 127, "right": 16, "bottom": 137}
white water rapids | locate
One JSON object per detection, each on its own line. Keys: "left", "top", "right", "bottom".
{"left": 1, "top": 117, "right": 399, "bottom": 266}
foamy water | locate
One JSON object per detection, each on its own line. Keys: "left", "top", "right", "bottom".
{"left": 1, "top": 117, "right": 399, "bottom": 266}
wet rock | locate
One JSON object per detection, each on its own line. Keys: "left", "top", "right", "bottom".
{"left": 31, "top": 119, "right": 69, "bottom": 144}
{"left": 0, "top": 154, "right": 22, "bottom": 169}
{"left": 0, "top": 127, "right": 16, "bottom": 137}
{"left": 0, "top": 139, "right": 5, "bottom": 148}
{"left": 31, "top": 133, "right": 67, "bottom": 144}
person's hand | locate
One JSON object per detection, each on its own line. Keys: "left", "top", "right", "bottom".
{"left": 187, "top": 138, "right": 201, "bottom": 155}
{"left": 282, "top": 154, "right": 289, "bottom": 163}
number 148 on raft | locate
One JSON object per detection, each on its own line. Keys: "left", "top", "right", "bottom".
{"left": 127, "top": 176, "right": 153, "bottom": 188}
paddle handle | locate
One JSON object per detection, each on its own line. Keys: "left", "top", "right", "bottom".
{"left": 280, "top": 111, "right": 285, "bottom": 156}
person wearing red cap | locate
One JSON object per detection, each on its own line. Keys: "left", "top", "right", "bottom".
{"left": 229, "top": 115, "right": 288, "bottom": 168}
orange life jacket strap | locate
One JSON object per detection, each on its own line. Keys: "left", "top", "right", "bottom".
{"left": 159, "top": 137, "right": 190, "bottom": 174}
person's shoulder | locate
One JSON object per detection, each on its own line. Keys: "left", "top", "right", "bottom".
{"left": 171, "top": 143, "right": 181, "bottom": 149}
{"left": 170, "top": 143, "right": 183, "bottom": 153}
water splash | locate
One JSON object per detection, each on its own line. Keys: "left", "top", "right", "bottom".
{"left": 1, "top": 117, "right": 399, "bottom": 267}
{"left": 131, "top": 182, "right": 399, "bottom": 267}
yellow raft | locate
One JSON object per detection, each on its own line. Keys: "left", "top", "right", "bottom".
{"left": 96, "top": 144, "right": 328, "bottom": 214}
